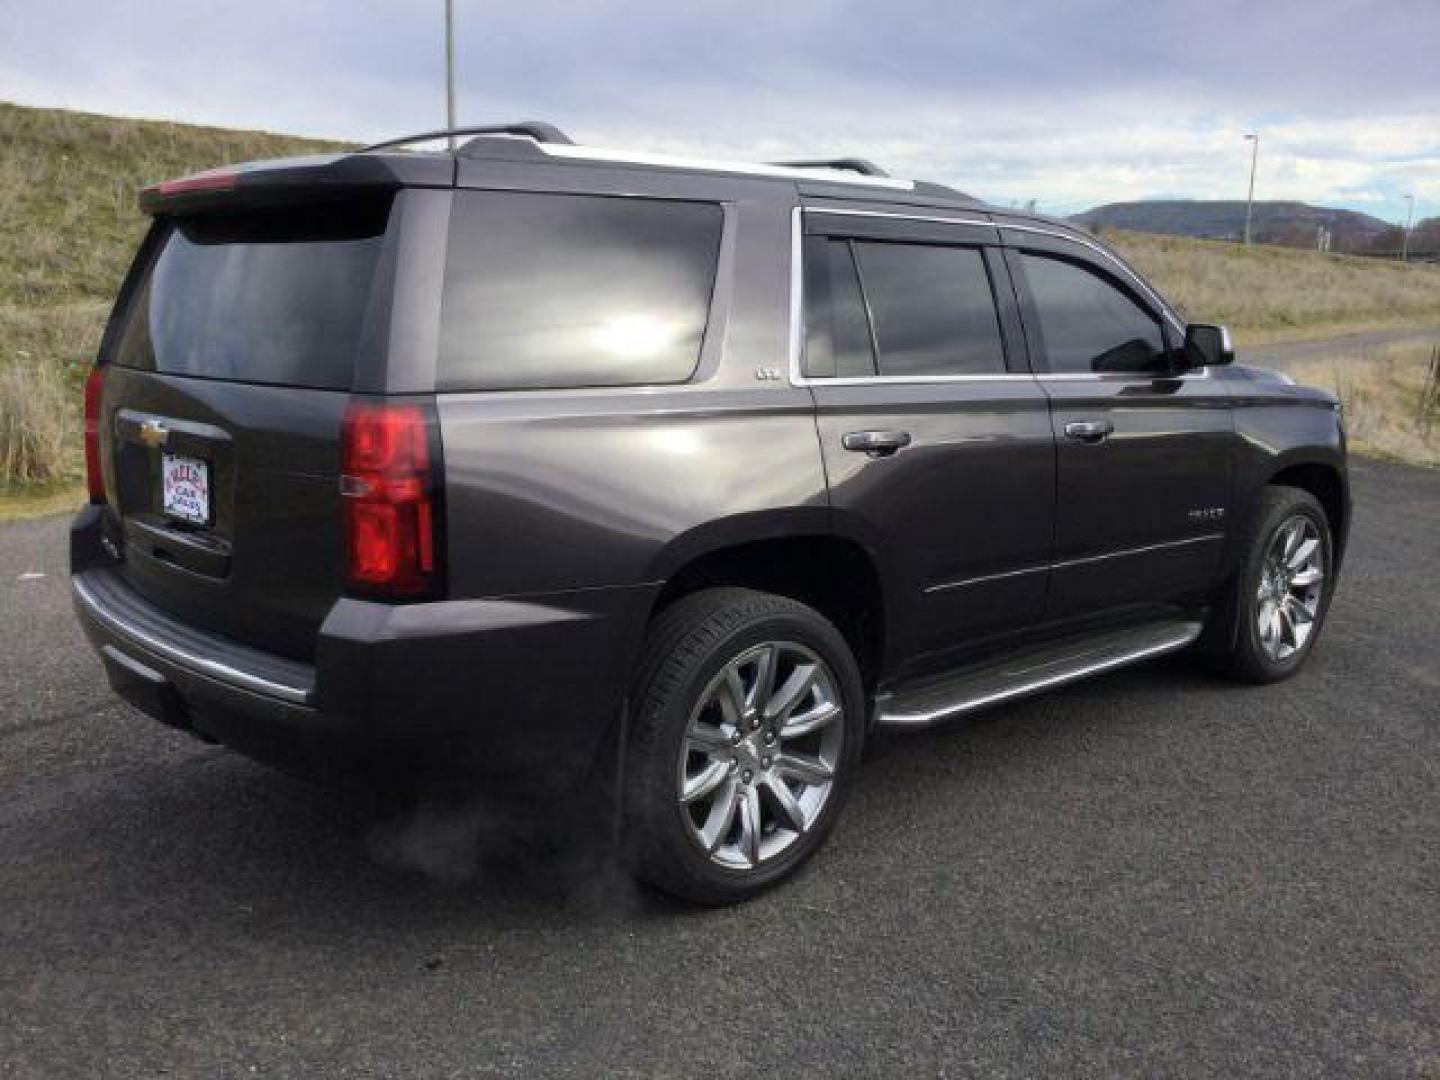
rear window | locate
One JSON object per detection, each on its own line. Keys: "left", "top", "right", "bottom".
{"left": 439, "top": 192, "right": 723, "bottom": 390}
{"left": 852, "top": 242, "right": 1005, "bottom": 377}
{"left": 114, "top": 199, "right": 390, "bottom": 390}
{"left": 802, "top": 237, "right": 878, "bottom": 379}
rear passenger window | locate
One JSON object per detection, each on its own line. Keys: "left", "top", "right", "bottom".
{"left": 803, "top": 238, "right": 876, "bottom": 378}
{"left": 853, "top": 242, "right": 1005, "bottom": 377}
{"left": 1020, "top": 253, "right": 1168, "bottom": 374}
{"left": 439, "top": 192, "right": 722, "bottom": 390}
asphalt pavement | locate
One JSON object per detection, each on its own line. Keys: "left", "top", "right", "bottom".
{"left": 1, "top": 458, "right": 1436, "bottom": 1078}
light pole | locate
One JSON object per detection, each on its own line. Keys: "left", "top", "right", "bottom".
{"left": 1402, "top": 194, "right": 1415, "bottom": 262}
{"left": 1243, "top": 133, "right": 1259, "bottom": 245}
{"left": 444, "top": 0, "right": 456, "bottom": 149}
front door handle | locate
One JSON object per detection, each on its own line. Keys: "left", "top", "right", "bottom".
{"left": 842, "top": 429, "right": 913, "bottom": 458}
{"left": 1064, "top": 419, "right": 1115, "bottom": 443}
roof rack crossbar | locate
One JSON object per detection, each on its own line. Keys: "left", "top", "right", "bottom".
{"left": 360, "top": 122, "right": 573, "bottom": 153}
{"left": 768, "top": 157, "right": 890, "bottom": 178}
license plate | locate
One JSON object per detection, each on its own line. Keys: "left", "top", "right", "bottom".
{"left": 161, "top": 453, "right": 210, "bottom": 524}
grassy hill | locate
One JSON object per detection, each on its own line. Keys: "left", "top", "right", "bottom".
{"left": 1104, "top": 229, "right": 1440, "bottom": 341}
{"left": 2, "top": 100, "right": 1440, "bottom": 495}
{"left": 1073, "top": 199, "right": 1391, "bottom": 250}
{"left": 0, "top": 102, "right": 341, "bottom": 493}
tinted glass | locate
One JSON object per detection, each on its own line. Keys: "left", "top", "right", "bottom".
{"left": 803, "top": 238, "right": 876, "bottom": 378}
{"left": 1021, "top": 253, "right": 1168, "bottom": 374}
{"left": 115, "top": 200, "right": 389, "bottom": 389}
{"left": 853, "top": 242, "right": 1005, "bottom": 377}
{"left": 440, "top": 192, "right": 723, "bottom": 390}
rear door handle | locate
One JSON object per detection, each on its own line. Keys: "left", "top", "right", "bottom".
{"left": 1064, "top": 420, "right": 1115, "bottom": 443}
{"left": 842, "top": 429, "right": 912, "bottom": 457}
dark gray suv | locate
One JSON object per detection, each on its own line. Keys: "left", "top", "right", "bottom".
{"left": 72, "top": 123, "right": 1349, "bottom": 903}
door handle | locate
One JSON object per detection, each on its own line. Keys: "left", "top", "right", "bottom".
{"left": 842, "top": 429, "right": 912, "bottom": 458}
{"left": 1064, "top": 420, "right": 1114, "bottom": 443}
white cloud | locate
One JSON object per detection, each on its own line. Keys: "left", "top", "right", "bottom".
{"left": 1, "top": 0, "right": 1437, "bottom": 220}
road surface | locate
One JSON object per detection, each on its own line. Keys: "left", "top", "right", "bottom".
{"left": 1240, "top": 324, "right": 1440, "bottom": 369}
{"left": 1, "top": 459, "right": 1436, "bottom": 1077}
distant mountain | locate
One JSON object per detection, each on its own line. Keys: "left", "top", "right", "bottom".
{"left": 1069, "top": 200, "right": 1392, "bottom": 251}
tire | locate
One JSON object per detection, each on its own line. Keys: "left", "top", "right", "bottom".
{"left": 1209, "top": 486, "right": 1335, "bottom": 684}
{"left": 622, "top": 587, "right": 865, "bottom": 905}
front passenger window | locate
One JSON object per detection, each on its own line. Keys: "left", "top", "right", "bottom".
{"left": 1021, "top": 253, "right": 1168, "bottom": 375}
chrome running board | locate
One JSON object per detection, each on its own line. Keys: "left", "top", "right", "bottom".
{"left": 874, "top": 618, "right": 1203, "bottom": 730}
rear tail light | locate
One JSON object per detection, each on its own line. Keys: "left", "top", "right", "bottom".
{"left": 83, "top": 366, "right": 105, "bottom": 503}
{"left": 340, "top": 402, "right": 440, "bottom": 598}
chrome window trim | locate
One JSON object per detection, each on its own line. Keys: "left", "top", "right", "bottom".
{"left": 537, "top": 143, "right": 917, "bottom": 190}
{"left": 994, "top": 221, "right": 1187, "bottom": 334}
{"left": 803, "top": 206, "right": 993, "bottom": 228}
{"left": 788, "top": 206, "right": 1027, "bottom": 387}
{"left": 788, "top": 205, "right": 1207, "bottom": 388}
{"left": 924, "top": 533, "right": 1227, "bottom": 595}
{"left": 72, "top": 574, "right": 314, "bottom": 705}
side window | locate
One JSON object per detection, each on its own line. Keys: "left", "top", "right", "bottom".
{"left": 852, "top": 241, "right": 1006, "bottom": 377}
{"left": 439, "top": 192, "right": 722, "bottom": 390}
{"left": 803, "top": 238, "right": 876, "bottom": 378}
{"left": 1020, "top": 253, "right": 1168, "bottom": 374}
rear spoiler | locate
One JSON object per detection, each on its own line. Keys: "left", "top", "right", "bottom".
{"left": 138, "top": 152, "right": 455, "bottom": 216}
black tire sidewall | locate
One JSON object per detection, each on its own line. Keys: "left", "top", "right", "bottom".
{"left": 626, "top": 592, "right": 865, "bottom": 903}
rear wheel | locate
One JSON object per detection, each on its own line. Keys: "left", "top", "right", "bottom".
{"left": 622, "top": 588, "right": 864, "bottom": 905}
{"left": 1211, "top": 486, "right": 1334, "bottom": 683}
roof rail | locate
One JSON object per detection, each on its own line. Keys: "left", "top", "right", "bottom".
{"left": 360, "top": 122, "right": 573, "bottom": 153}
{"left": 768, "top": 157, "right": 890, "bottom": 178}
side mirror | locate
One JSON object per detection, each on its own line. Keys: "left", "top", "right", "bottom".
{"left": 1183, "top": 323, "right": 1234, "bottom": 369}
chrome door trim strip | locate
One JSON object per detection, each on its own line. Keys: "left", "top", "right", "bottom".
{"left": 924, "top": 533, "right": 1226, "bottom": 595}
{"left": 925, "top": 563, "right": 1050, "bottom": 594}
{"left": 1052, "top": 532, "right": 1226, "bottom": 570}
{"left": 72, "top": 574, "right": 314, "bottom": 705}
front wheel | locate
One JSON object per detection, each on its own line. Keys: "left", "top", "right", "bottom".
{"left": 622, "top": 588, "right": 864, "bottom": 905}
{"left": 1211, "top": 486, "right": 1335, "bottom": 683}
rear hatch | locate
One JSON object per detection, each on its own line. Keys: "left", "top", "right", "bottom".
{"left": 97, "top": 183, "right": 403, "bottom": 661}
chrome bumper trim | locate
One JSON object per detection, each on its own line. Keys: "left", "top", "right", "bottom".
{"left": 72, "top": 572, "right": 314, "bottom": 706}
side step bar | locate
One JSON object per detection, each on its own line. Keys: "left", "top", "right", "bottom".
{"left": 874, "top": 618, "right": 1203, "bottom": 730}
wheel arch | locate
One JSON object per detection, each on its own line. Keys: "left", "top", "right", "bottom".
{"left": 644, "top": 512, "right": 893, "bottom": 692}
{"left": 1265, "top": 458, "right": 1349, "bottom": 569}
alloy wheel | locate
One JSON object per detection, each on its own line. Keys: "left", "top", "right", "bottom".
{"left": 676, "top": 641, "right": 845, "bottom": 870}
{"left": 1255, "top": 513, "right": 1326, "bottom": 662}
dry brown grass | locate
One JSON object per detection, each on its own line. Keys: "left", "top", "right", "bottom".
{"left": 1106, "top": 230, "right": 1440, "bottom": 345}
{"left": 1285, "top": 343, "right": 1440, "bottom": 468}
{"left": 0, "top": 348, "right": 75, "bottom": 486}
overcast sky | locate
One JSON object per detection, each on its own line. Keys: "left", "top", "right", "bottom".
{"left": 3, "top": 0, "right": 1437, "bottom": 220}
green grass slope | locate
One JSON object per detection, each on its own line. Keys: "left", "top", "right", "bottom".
{"left": 0, "top": 101, "right": 342, "bottom": 492}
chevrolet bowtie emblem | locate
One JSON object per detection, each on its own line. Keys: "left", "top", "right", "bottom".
{"left": 137, "top": 419, "right": 169, "bottom": 448}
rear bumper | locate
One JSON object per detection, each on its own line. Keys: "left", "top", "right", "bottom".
{"left": 71, "top": 510, "right": 656, "bottom": 795}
